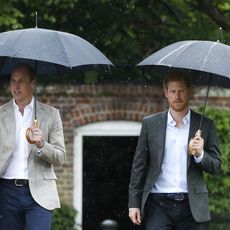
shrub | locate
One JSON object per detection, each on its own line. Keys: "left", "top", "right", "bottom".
{"left": 202, "top": 108, "right": 230, "bottom": 215}
{"left": 51, "top": 203, "right": 77, "bottom": 230}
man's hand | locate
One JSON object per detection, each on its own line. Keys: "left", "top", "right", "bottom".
{"left": 30, "top": 127, "right": 44, "bottom": 148}
{"left": 129, "top": 208, "right": 142, "bottom": 225}
{"left": 192, "top": 130, "right": 204, "bottom": 157}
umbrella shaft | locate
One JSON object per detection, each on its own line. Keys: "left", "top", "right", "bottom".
{"left": 198, "top": 75, "right": 212, "bottom": 130}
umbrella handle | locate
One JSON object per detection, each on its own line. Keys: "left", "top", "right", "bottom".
{"left": 188, "top": 130, "right": 202, "bottom": 155}
{"left": 26, "top": 119, "right": 38, "bottom": 144}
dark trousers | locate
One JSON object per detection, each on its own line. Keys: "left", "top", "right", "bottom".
{"left": 0, "top": 180, "right": 52, "bottom": 230}
{"left": 144, "top": 193, "right": 207, "bottom": 230}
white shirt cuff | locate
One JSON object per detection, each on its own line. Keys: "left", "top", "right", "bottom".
{"left": 194, "top": 150, "right": 204, "bottom": 163}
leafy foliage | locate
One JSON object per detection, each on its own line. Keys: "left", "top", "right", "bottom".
{"left": 51, "top": 203, "right": 77, "bottom": 230}
{"left": 0, "top": 0, "right": 23, "bottom": 31}
{"left": 201, "top": 108, "right": 230, "bottom": 215}
{"left": 1, "top": 0, "right": 230, "bottom": 79}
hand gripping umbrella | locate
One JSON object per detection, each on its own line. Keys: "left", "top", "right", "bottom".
{"left": 0, "top": 27, "right": 113, "bottom": 144}
{"left": 137, "top": 40, "right": 230, "bottom": 155}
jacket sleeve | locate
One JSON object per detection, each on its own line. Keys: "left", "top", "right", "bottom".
{"left": 200, "top": 120, "right": 221, "bottom": 174}
{"left": 128, "top": 118, "right": 149, "bottom": 209}
{"left": 38, "top": 109, "right": 66, "bottom": 166}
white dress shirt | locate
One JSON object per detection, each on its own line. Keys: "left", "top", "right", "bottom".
{"left": 151, "top": 109, "right": 191, "bottom": 193}
{"left": 2, "top": 97, "right": 34, "bottom": 179}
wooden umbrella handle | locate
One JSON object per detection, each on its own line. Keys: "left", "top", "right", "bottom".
{"left": 188, "top": 130, "right": 202, "bottom": 155}
{"left": 26, "top": 119, "right": 38, "bottom": 144}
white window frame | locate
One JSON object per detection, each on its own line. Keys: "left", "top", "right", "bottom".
{"left": 73, "top": 121, "right": 141, "bottom": 229}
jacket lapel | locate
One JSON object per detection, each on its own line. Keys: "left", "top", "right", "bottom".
{"left": 3, "top": 100, "right": 16, "bottom": 143}
{"left": 187, "top": 110, "right": 201, "bottom": 167}
{"left": 156, "top": 111, "right": 167, "bottom": 169}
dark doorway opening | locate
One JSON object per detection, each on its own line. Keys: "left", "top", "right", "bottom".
{"left": 83, "top": 136, "right": 139, "bottom": 230}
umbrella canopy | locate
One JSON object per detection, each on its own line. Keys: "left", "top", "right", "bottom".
{"left": 0, "top": 27, "right": 113, "bottom": 75}
{"left": 137, "top": 40, "right": 230, "bottom": 88}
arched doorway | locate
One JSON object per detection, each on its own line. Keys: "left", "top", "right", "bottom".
{"left": 74, "top": 121, "right": 141, "bottom": 229}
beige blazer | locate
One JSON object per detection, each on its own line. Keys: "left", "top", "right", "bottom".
{"left": 0, "top": 99, "right": 66, "bottom": 210}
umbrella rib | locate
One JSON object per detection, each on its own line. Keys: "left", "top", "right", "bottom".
{"left": 55, "top": 31, "right": 72, "bottom": 68}
{"left": 156, "top": 41, "right": 196, "bottom": 65}
{"left": 200, "top": 42, "right": 217, "bottom": 71}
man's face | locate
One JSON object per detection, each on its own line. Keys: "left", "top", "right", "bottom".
{"left": 164, "top": 79, "right": 192, "bottom": 112}
{"left": 10, "top": 66, "right": 35, "bottom": 104}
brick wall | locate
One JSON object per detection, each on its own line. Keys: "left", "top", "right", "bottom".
{"left": 0, "top": 84, "right": 229, "bottom": 206}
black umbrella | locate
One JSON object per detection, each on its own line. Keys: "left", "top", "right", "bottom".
{"left": 0, "top": 27, "right": 114, "bottom": 143}
{"left": 137, "top": 40, "right": 230, "bottom": 154}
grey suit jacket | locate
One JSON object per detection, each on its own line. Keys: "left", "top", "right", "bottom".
{"left": 0, "top": 99, "right": 66, "bottom": 210}
{"left": 129, "top": 110, "right": 221, "bottom": 222}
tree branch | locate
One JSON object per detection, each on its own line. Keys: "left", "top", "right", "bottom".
{"left": 197, "top": 0, "right": 230, "bottom": 29}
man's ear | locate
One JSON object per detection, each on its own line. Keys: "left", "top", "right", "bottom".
{"left": 164, "top": 88, "right": 168, "bottom": 98}
{"left": 31, "top": 80, "right": 36, "bottom": 89}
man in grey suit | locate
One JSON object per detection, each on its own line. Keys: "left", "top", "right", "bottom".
{"left": 0, "top": 64, "right": 66, "bottom": 230}
{"left": 129, "top": 71, "right": 221, "bottom": 230}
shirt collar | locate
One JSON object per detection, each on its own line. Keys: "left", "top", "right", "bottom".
{"left": 13, "top": 96, "right": 34, "bottom": 112}
{"left": 167, "top": 109, "right": 191, "bottom": 126}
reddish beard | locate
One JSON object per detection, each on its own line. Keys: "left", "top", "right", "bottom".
{"left": 169, "top": 100, "right": 189, "bottom": 112}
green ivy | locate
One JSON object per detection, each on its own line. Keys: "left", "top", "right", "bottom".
{"left": 51, "top": 203, "right": 77, "bottom": 230}
{"left": 200, "top": 108, "right": 230, "bottom": 216}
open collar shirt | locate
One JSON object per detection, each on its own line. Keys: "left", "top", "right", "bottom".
{"left": 151, "top": 109, "right": 191, "bottom": 193}
{"left": 2, "top": 97, "right": 34, "bottom": 179}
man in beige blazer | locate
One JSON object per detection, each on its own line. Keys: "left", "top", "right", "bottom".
{"left": 0, "top": 64, "right": 66, "bottom": 230}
